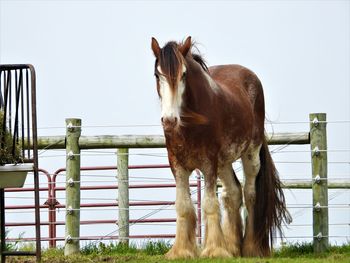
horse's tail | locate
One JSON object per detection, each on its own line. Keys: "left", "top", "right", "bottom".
{"left": 254, "top": 136, "right": 291, "bottom": 256}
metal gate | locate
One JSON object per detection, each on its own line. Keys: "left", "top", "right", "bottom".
{"left": 0, "top": 64, "right": 41, "bottom": 262}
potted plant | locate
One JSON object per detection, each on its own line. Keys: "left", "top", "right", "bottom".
{"left": 0, "top": 110, "right": 33, "bottom": 188}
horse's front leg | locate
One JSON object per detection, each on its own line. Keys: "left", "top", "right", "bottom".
{"left": 165, "top": 166, "right": 199, "bottom": 259}
{"left": 201, "top": 166, "right": 231, "bottom": 258}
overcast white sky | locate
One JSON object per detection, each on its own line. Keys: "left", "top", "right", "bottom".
{"left": 1, "top": 0, "right": 349, "bottom": 247}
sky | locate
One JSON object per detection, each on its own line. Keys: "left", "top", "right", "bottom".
{"left": 0, "top": 0, "right": 349, "bottom": 248}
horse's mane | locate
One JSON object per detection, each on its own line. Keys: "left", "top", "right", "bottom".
{"left": 158, "top": 42, "right": 184, "bottom": 89}
{"left": 192, "top": 53, "right": 209, "bottom": 73}
{"left": 158, "top": 41, "right": 209, "bottom": 84}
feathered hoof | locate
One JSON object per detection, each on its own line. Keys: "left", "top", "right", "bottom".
{"left": 201, "top": 246, "right": 232, "bottom": 258}
{"left": 226, "top": 244, "right": 241, "bottom": 257}
{"left": 242, "top": 242, "right": 269, "bottom": 257}
{"left": 165, "top": 246, "right": 198, "bottom": 259}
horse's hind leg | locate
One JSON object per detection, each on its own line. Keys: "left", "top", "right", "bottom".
{"left": 218, "top": 164, "right": 243, "bottom": 256}
{"left": 201, "top": 165, "right": 231, "bottom": 258}
{"left": 165, "top": 166, "right": 198, "bottom": 259}
{"left": 241, "top": 144, "right": 262, "bottom": 257}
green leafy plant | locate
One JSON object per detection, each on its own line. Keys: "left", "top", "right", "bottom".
{"left": 80, "top": 240, "right": 171, "bottom": 256}
{"left": 1, "top": 229, "right": 25, "bottom": 251}
{"left": 143, "top": 240, "right": 171, "bottom": 255}
{"left": 0, "top": 110, "right": 23, "bottom": 165}
{"left": 81, "top": 241, "right": 138, "bottom": 255}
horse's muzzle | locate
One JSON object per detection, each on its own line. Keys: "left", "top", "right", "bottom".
{"left": 161, "top": 117, "right": 178, "bottom": 133}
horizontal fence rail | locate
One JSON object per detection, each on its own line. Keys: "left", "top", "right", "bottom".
{"left": 27, "top": 132, "right": 310, "bottom": 149}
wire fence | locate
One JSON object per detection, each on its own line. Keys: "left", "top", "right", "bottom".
{"left": 35, "top": 119, "right": 350, "bottom": 130}
{"left": 3, "top": 117, "right": 350, "bottom": 250}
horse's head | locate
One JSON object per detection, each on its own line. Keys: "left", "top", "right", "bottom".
{"left": 151, "top": 36, "right": 192, "bottom": 133}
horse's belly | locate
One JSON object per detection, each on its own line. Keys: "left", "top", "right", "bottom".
{"left": 219, "top": 142, "right": 248, "bottom": 164}
{"left": 167, "top": 138, "right": 250, "bottom": 170}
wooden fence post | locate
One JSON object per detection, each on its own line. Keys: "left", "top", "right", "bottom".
{"left": 117, "top": 148, "right": 129, "bottom": 244}
{"left": 309, "top": 113, "right": 328, "bottom": 253}
{"left": 65, "top": 118, "right": 81, "bottom": 255}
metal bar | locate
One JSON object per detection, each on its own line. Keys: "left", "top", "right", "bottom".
{"left": 12, "top": 69, "right": 21, "bottom": 157}
{"left": 6, "top": 218, "right": 177, "bottom": 227}
{"left": 0, "top": 189, "right": 6, "bottom": 263}
{"left": 0, "top": 70, "right": 4, "bottom": 108}
{"left": 21, "top": 69, "right": 25, "bottom": 158}
{"left": 4, "top": 200, "right": 177, "bottom": 210}
{"left": 28, "top": 64, "right": 41, "bottom": 262}
{"left": 2, "top": 70, "right": 10, "bottom": 150}
{"left": 5, "top": 187, "right": 49, "bottom": 193}
{"left": 1, "top": 251, "right": 36, "bottom": 256}
{"left": 7, "top": 234, "right": 177, "bottom": 242}
{"left": 0, "top": 65, "right": 32, "bottom": 70}
{"left": 8, "top": 70, "right": 12, "bottom": 134}
{"left": 52, "top": 164, "right": 170, "bottom": 183}
{"left": 25, "top": 69, "right": 30, "bottom": 159}
{"left": 38, "top": 168, "right": 56, "bottom": 248}
{"left": 54, "top": 183, "right": 200, "bottom": 191}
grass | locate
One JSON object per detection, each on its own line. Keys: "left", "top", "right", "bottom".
{"left": 5, "top": 241, "right": 350, "bottom": 263}
{"left": 3, "top": 230, "right": 26, "bottom": 252}
{"left": 80, "top": 240, "right": 171, "bottom": 256}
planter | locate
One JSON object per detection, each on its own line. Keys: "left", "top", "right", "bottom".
{"left": 0, "top": 163, "right": 33, "bottom": 188}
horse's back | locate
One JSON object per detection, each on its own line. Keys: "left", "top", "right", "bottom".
{"left": 209, "top": 65, "right": 261, "bottom": 101}
{"left": 209, "top": 64, "right": 265, "bottom": 144}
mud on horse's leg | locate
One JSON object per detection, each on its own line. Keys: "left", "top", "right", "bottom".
{"left": 165, "top": 167, "right": 198, "bottom": 259}
{"left": 242, "top": 145, "right": 262, "bottom": 257}
{"left": 201, "top": 167, "right": 231, "bottom": 258}
{"left": 219, "top": 164, "right": 243, "bottom": 256}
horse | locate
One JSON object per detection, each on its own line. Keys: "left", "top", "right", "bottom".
{"left": 151, "top": 36, "right": 290, "bottom": 259}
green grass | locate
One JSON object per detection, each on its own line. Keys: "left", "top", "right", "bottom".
{"left": 80, "top": 240, "right": 171, "bottom": 256}
{"left": 274, "top": 242, "right": 350, "bottom": 258}
{"left": 6, "top": 241, "right": 350, "bottom": 263}
{"left": 274, "top": 242, "right": 314, "bottom": 257}
{"left": 143, "top": 240, "right": 172, "bottom": 255}
{"left": 81, "top": 241, "right": 138, "bottom": 255}
{"left": 3, "top": 230, "right": 26, "bottom": 252}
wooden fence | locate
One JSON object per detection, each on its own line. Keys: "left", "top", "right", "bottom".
{"left": 29, "top": 113, "right": 350, "bottom": 255}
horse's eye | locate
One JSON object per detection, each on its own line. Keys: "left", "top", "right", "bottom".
{"left": 154, "top": 73, "right": 159, "bottom": 80}
{"left": 181, "top": 72, "right": 187, "bottom": 80}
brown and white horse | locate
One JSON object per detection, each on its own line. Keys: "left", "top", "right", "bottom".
{"left": 151, "top": 37, "right": 290, "bottom": 258}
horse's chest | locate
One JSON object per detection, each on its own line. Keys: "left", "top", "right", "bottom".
{"left": 174, "top": 143, "right": 201, "bottom": 167}
{"left": 166, "top": 139, "right": 207, "bottom": 169}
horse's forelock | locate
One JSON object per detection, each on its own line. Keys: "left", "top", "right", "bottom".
{"left": 159, "top": 42, "right": 186, "bottom": 92}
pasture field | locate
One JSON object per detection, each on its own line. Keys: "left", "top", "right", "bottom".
{"left": 6, "top": 241, "right": 350, "bottom": 263}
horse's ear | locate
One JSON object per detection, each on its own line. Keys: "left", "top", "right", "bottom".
{"left": 151, "top": 37, "right": 161, "bottom": 57}
{"left": 179, "top": 36, "right": 192, "bottom": 57}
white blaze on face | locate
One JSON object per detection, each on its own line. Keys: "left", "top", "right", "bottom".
{"left": 157, "top": 65, "right": 186, "bottom": 122}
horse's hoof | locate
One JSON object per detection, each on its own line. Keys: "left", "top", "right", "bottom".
{"left": 165, "top": 246, "right": 198, "bottom": 259}
{"left": 242, "top": 242, "right": 269, "bottom": 257}
{"left": 227, "top": 245, "right": 241, "bottom": 257}
{"left": 201, "top": 246, "right": 232, "bottom": 258}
